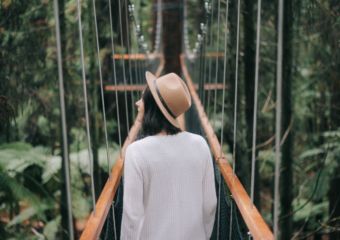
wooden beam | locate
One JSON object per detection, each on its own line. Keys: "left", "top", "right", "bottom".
{"left": 180, "top": 54, "right": 274, "bottom": 240}
{"left": 105, "top": 83, "right": 227, "bottom": 92}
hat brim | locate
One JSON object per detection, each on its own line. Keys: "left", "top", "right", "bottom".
{"left": 145, "top": 71, "right": 181, "bottom": 128}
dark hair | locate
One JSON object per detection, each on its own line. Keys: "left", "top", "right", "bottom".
{"left": 141, "top": 86, "right": 181, "bottom": 137}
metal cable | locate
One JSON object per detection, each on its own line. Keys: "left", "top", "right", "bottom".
{"left": 75, "top": 0, "right": 96, "bottom": 214}
{"left": 229, "top": 0, "right": 241, "bottom": 238}
{"left": 118, "top": 0, "right": 131, "bottom": 132}
{"left": 219, "top": 0, "right": 230, "bottom": 159}
{"left": 274, "top": 0, "right": 284, "bottom": 237}
{"left": 206, "top": 0, "right": 215, "bottom": 118}
{"left": 212, "top": 0, "right": 221, "bottom": 129}
{"left": 217, "top": 0, "right": 230, "bottom": 239}
{"left": 250, "top": 0, "right": 262, "bottom": 206}
{"left": 124, "top": 0, "right": 136, "bottom": 120}
{"left": 232, "top": 0, "right": 241, "bottom": 174}
{"left": 108, "top": 0, "right": 121, "bottom": 237}
{"left": 91, "top": 0, "right": 111, "bottom": 178}
{"left": 108, "top": 0, "right": 122, "bottom": 149}
{"left": 53, "top": 0, "right": 74, "bottom": 238}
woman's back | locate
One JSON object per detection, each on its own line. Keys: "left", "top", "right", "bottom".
{"left": 121, "top": 131, "right": 217, "bottom": 240}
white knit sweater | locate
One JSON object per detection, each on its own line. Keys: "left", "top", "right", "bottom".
{"left": 120, "top": 131, "right": 217, "bottom": 240}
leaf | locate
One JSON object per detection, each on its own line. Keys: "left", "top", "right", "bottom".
{"left": 299, "top": 148, "right": 324, "bottom": 160}
{"left": 43, "top": 216, "right": 61, "bottom": 240}
{"left": 7, "top": 207, "right": 37, "bottom": 227}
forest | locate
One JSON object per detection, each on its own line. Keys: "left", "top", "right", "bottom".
{"left": 0, "top": 0, "right": 339, "bottom": 239}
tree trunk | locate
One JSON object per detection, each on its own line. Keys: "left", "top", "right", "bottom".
{"left": 279, "top": 0, "right": 293, "bottom": 239}
{"left": 162, "top": 0, "right": 183, "bottom": 75}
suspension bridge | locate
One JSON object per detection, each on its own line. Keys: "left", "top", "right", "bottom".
{"left": 52, "top": 0, "right": 285, "bottom": 239}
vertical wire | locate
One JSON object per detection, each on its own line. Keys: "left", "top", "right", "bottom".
{"left": 229, "top": 0, "right": 241, "bottom": 238}
{"left": 124, "top": 0, "right": 136, "bottom": 119}
{"left": 76, "top": 0, "right": 96, "bottom": 214}
{"left": 217, "top": 1, "right": 230, "bottom": 239}
{"left": 212, "top": 0, "right": 221, "bottom": 129}
{"left": 92, "top": 0, "right": 111, "bottom": 178}
{"left": 274, "top": 0, "right": 284, "bottom": 237}
{"left": 53, "top": 0, "right": 74, "bottom": 239}
{"left": 250, "top": 0, "right": 262, "bottom": 206}
{"left": 129, "top": 9, "right": 141, "bottom": 98}
{"left": 206, "top": 0, "right": 215, "bottom": 119}
{"left": 219, "top": 0, "right": 230, "bottom": 160}
{"left": 118, "top": 0, "right": 131, "bottom": 132}
{"left": 108, "top": 0, "right": 121, "bottom": 238}
{"left": 109, "top": 0, "right": 122, "bottom": 149}
{"left": 232, "top": 0, "right": 241, "bottom": 175}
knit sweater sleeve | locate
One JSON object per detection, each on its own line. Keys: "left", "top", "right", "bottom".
{"left": 121, "top": 145, "right": 144, "bottom": 240}
{"left": 202, "top": 139, "right": 217, "bottom": 238}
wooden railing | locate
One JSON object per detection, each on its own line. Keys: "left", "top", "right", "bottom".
{"left": 79, "top": 57, "right": 164, "bottom": 240}
{"left": 80, "top": 54, "right": 273, "bottom": 240}
{"left": 180, "top": 54, "right": 274, "bottom": 240}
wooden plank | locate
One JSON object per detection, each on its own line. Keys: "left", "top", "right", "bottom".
{"left": 180, "top": 54, "right": 274, "bottom": 240}
{"left": 113, "top": 53, "right": 146, "bottom": 60}
{"left": 104, "top": 83, "right": 227, "bottom": 92}
{"left": 205, "top": 52, "right": 224, "bottom": 58}
{"left": 112, "top": 53, "right": 162, "bottom": 60}
{"left": 80, "top": 58, "right": 165, "bottom": 240}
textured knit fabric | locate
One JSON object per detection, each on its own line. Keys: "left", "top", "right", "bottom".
{"left": 120, "top": 131, "right": 217, "bottom": 240}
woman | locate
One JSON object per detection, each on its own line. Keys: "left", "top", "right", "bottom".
{"left": 121, "top": 71, "right": 217, "bottom": 240}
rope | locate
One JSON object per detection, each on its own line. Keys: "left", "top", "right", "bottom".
{"left": 274, "top": 0, "right": 284, "bottom": 237}
{"left": 212, "top": 0, "right": 221, "bottom": 129}
{"left": 229, "top": 0, "right": 241, "bottom": 238}
{"left": 53, "top": 0, "right": 74, "bottom": 238}
{"left": 76, "top": 0, "right": 96, "bottom": 214}
{"left": 118, "top": 0, "right": 131, "bottom": 132}
{"left": 250, "top": 0, "right": 262, "bottom": 206}
{"left": 91, "top": 0, "right": 111, "bottom": 178}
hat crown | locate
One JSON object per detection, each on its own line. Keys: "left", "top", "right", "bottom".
{"left": 145, "top": 71, "right": 192, "bottom": 128}
{"left": 155, "top": 73, "right": 191, "bottom": 117}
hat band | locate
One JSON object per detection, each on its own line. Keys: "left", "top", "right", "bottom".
{"left": 153, "top": 79, "right": 177, "bottom": 119}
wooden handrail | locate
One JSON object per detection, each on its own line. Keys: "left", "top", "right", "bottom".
{"left": 79, "top": 112, "right": 143, "bottom": 240}
{"left": 180, "top": 54, "right": 274, "bottom": 240}
{"left": 80, "top": 58, "right": 164, "bottom": 240}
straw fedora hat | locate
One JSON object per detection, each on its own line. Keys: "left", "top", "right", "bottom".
{"left": 145, "top": 71, "right": 192, "bottom": 128}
